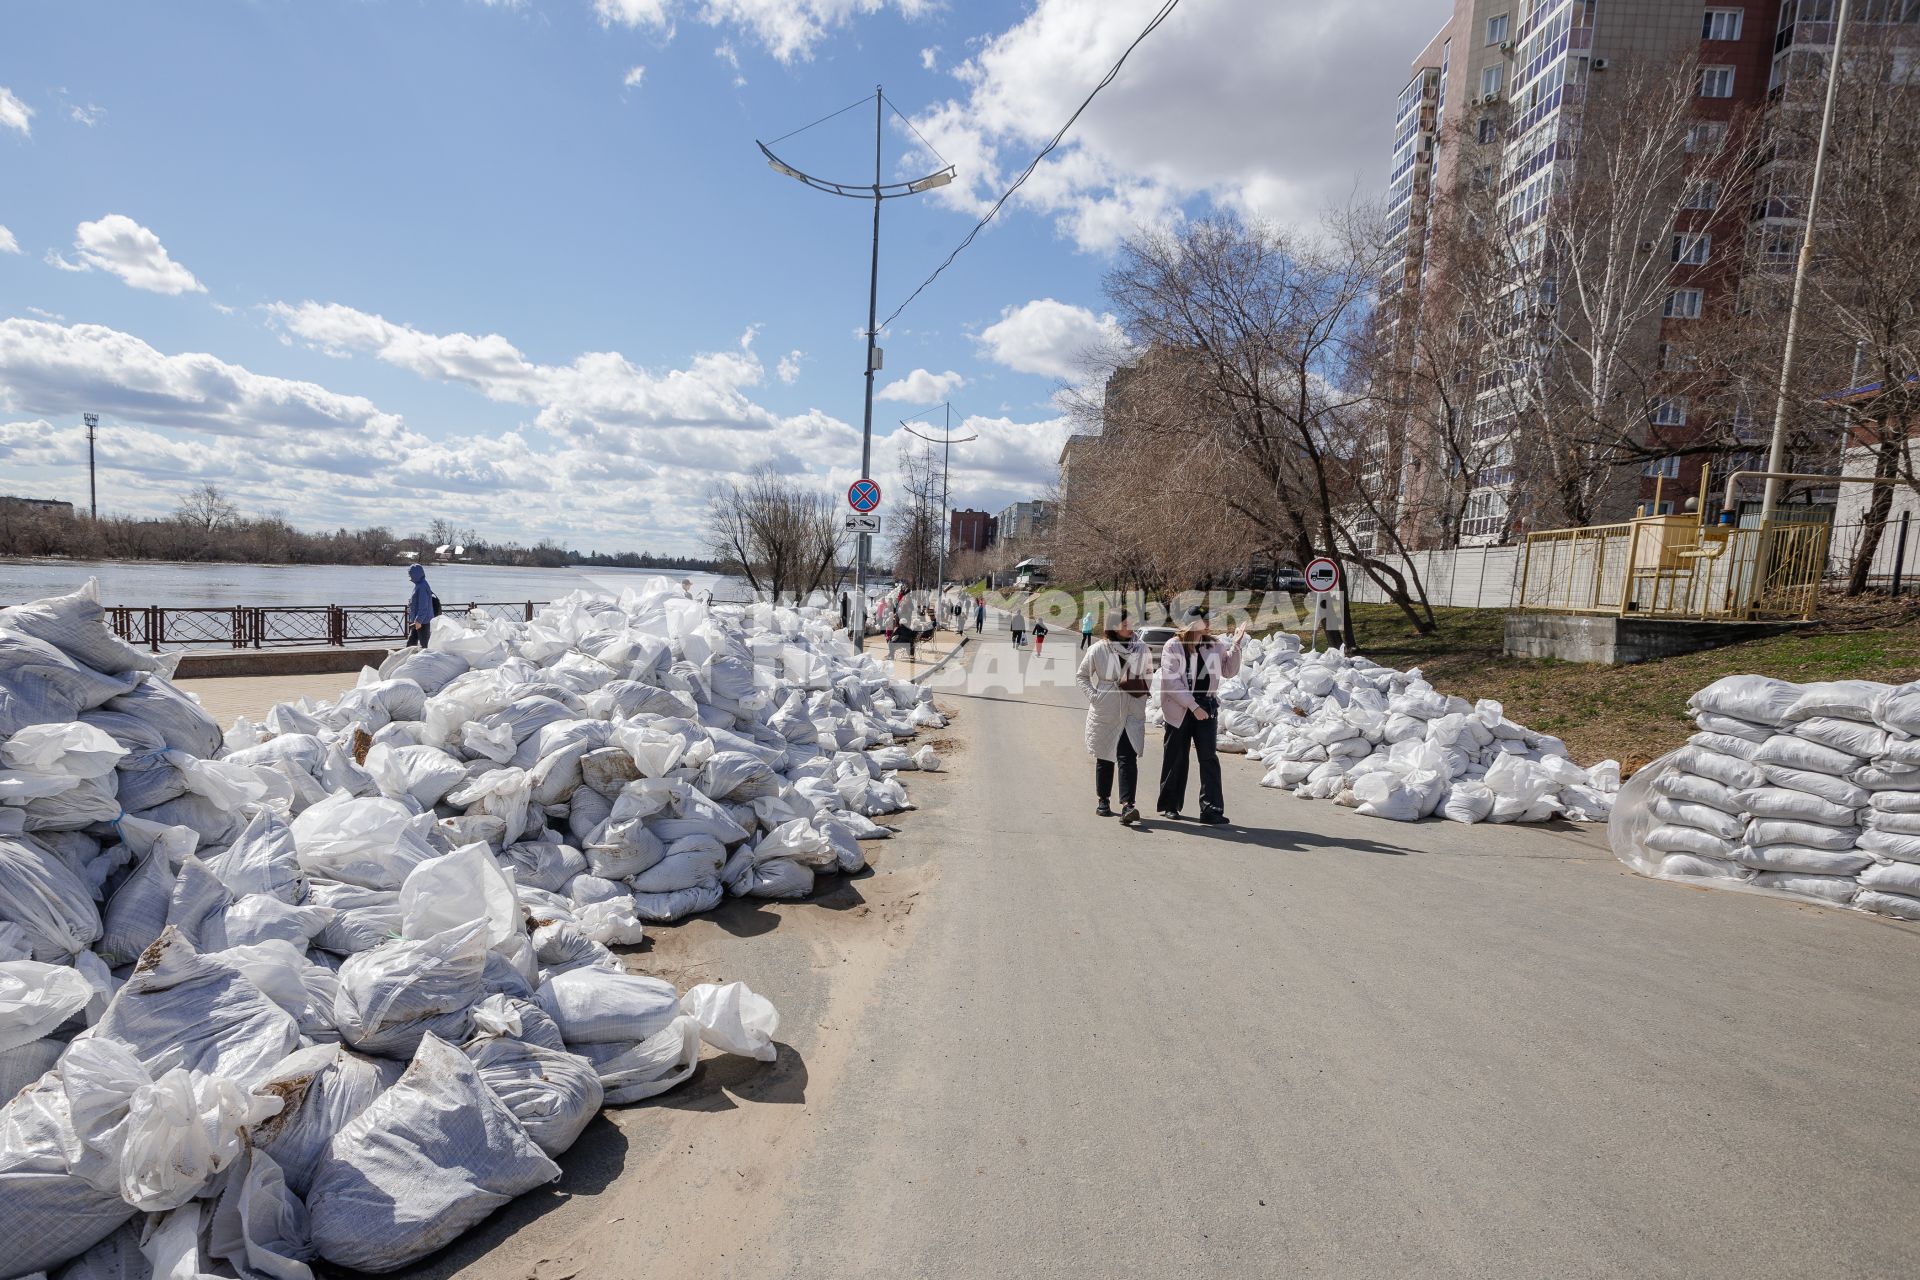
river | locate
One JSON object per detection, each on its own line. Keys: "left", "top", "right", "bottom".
{"left": 0, "top": 559, "right": 763, "bottom": 609}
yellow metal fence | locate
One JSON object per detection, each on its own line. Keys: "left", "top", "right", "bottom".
{"left": 1516, "top": 516, "right": 1832, "bottom": 622}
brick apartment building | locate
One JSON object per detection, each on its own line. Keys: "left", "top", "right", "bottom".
{"left": 949, "top": 508, "right": 997, "bottom": 553}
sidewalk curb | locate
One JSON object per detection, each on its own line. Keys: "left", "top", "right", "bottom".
{"left": 912, "top": 634, "right": 972, "bottom": 684}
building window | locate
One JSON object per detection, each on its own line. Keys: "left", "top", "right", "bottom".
{"left": 1672, "top": 232, "right": 1712, "bottom": 265}
{"left": 1703, "top": 8, "right": 1744, "bottom": 39}
{"left": 1665, "top": 288, "right": 1704, "bottom": 319}
{"left": 1700, "top": 65, "right": 1736, "bottom": 97}
{"left": 1477, "top": 116, "right": 1499, "bottom": 143}
{"left": 1487, "top": 13, "right": 1510, "bottom": 44}
{"left": 1684, "top": 180, "right": 1721, "bottom": 210}
{"left": 1481, "top": 64, "right": 1504, "bottom": 98}
{"left": 1686, "top": 121, "right": 1728, "bottom": 152}
{"left": 1642, "top": 455, "right": 1683, "bottom": 478}
{"left": 1650, "top": 397, "right": 1688, "bottom": 427}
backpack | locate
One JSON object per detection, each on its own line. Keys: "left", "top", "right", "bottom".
{"left": 430, "top": 593, "right": 443, "bottom": 618}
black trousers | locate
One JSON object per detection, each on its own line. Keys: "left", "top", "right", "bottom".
{"left": 1158, "top": 699, "right": 1223, "bottom": 817}
{"left": 407, "top": 620, "right": 431, "bottom": 648}
{"left": 1079, "top": 631, "right": 1093, "bottom": 650}
{"left": 1095, "top": 730, "right": 1139, "bottom": 805}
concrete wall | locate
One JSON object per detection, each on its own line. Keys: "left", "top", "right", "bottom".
{"left": 1504, "top": 612, "right": 1800, "bottom": 664}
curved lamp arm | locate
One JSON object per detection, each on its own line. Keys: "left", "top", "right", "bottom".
{"left": 758, "top": 140, "right": 955, "bottom": 200}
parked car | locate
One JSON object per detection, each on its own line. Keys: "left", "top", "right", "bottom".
{"left": 1271, "top": 567, "right": 1308, "bottom": 593}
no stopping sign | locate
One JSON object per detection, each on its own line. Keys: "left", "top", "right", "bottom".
{"left": 1306, "top": 558, "right": 1340, "bottom": 592}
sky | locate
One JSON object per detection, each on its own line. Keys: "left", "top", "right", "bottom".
{"left": 0, "top": 0, "right": 1434, "bottom": 555}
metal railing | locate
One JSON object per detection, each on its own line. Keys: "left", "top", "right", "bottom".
{"left": 1516, "top": 517, "right": 1833, "bottom": 621}
{"left": 102, "top": 601, "right": 545, "bottom": 652}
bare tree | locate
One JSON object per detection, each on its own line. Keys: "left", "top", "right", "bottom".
{"left": 173, "top": 482, "right": 238, "bottom": 533}
{"left": 1101, "top": 212, "right": 1424, "bottom": 642}
{"left": 706, "top": 466, "right": 844, "bottom": 604}
{"left": 888, "top": 436, "right": 943, "bottom": 591}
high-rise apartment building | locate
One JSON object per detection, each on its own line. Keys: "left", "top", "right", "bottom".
{"left": 1383, "top": 0, "right": 1796, "bottom": 545}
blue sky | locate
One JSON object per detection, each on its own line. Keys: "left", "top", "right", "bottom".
{"left": 0, "top": 0, "right": 1431, "bottom": 553}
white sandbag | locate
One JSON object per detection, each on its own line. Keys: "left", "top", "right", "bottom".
{"left": 1859, "top": 827, "right": 1920, "bottom": 864}
{"left": 1689, "top": 676, "right": 1802, "bottom": 727}
{"left": 574, "top": 897, "right": 647, "bottom": 947}
{"left": 1781, "top": 680, "right": 1889, "bottom": 724}
{"left": 290, "top": 795, "right": 436, "bottom": 891}
{"left": 1792, "top": 716, "right": 1890, "bottom": 760}
{"left": 0, "top": 1073, "right": 139, "bottom": 1276}
{"left": 1866, "top": 809, "right": 1920, "bottom": 836}
{"left": 463, "top": 1036, "right": 603, "bottom": 1157}
{"left": 103, "top": 677, "right": 223, "bottom": 758}
{"left": 1651, "top": 796, "right": 1745, "bottom": 842}
{"left": 1751, "top": 735, "right": 1862, "bottom": 778}
{"left": 1694, "top": 711, "right": 1775, "bottom": 742}
{"left": 444, "top": 768, "right": 535, "bottom": 846}
{"left": 0, "top": 579, "right": 160, "bottom": 676}
{"left": 2, "top": 722, "right": 126, "bottom": 780}
{"left": 1869, "top": 790, "right": 1920, "bottom": 814}
{"left": 203, "top": 810, "right": 307, "bottom": 904}
{"left": 1733, "top": 843, "right": 1873, "bottom": 875}
{"left": 1652, "top": 771, "right": 1744, "bottom": 815}
{"left": 499, "top": 839, "right": 588, "bottom": 893}
{"left": 0, "top": 836, "right": 102, "bottom": 961}
{"left": 1856, "top": 889, "right": 1920, "bottom": 921}
{"left": 1647, "top": 824, "right": 1737, "bottom": 860}
{"left": 1437, "top": 780, "right": 1494, "bottom": 824}
{"left": 1738, "top": 787, "right": 1860, "bottom": 828}
{"left": 1669, "top": 745, "right": 1765, "bottom": 791}
{"left": 738, "top": 857, "right": 814, "bottom": 899}
{"left": 331, "top": 920, "right": 490, "bottom": 1058}
{"left": 577, "top": 1015, "right": 703, "bottom": 1104}
{"left": 304, "top": 1034, "right": 560, "bottom": 1274}
{"left": 1688, "top": 730, "right": 1763, "bottom": 761}
{"left": 1854, "top": 761, "right": 1920, "bottom": 791}
{"left": 0, "top": 959, "right": 93, "bottom": 1054}
{"left": 679, "top": 981, "right": 779, "bottom": 1062}
{"left": 93, "top": 928, "right": 300, "bottom": 1087}
{"left": 1745, "top": 819, "right": 1859, "bottom": 851}
{"left": 398, "top": 842, "right": 520, "bottom": 947}
{"left": 115, "top": 1060, "right": 281, "bottom": 1212}
{"left": 363, "top": 743, "right": 467, "bottom": 809}
{"left": 534, "top": 967, "right": 681, "bottom": 1045}
{"left": 1749, "top": 871, "right": 1860, "bottom": 904}
{"left": 629, "top": 835, "right": 727, "bottom": 894}
{"left": 204, "top": 1145, "right": 314, "bottom": 1280}
{"left": 1859, "top": 859, "right": 1920, "bottom": 896}
{"left": 1756, "top": 764, "right": 1870, "bottom": 810}
{"left": 1659, "top": 852, "right": 1750, "bottom": 880}
{"left": 1870, "top": 681, "right": 1920, "bottom": 736}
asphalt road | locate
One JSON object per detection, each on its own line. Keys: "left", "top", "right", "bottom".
{"left": 435, "top": 629, "right": 1920, "bottom": 1280}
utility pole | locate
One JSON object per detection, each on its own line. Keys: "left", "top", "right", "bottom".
{"left": 758, "top": 88, "right": 954, "bottom": 648}
{"left": 83, "top": 413, "right": 99, "bottom": 518}
{"left": 902, "top": 401, "right": 975, "bottom": 633}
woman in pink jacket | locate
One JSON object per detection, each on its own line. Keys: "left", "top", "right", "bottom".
{"left": 1156, "top": 609, "right": 1246, "bottom": 824}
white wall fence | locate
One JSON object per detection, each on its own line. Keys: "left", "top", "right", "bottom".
{"left": 1345, "top": 544, "right": 1521, "bottom": 610}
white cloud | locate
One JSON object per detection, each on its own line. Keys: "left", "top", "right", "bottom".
{"left": 0, "top": 314, "right": 877, "bottom": 551}
{"left": 909, "top": 0, "right": 1430, "bottom": 250}
{"left": 0, "top": 86, "right": 31, "bottom": 137}
{"left": 0, "top": 225, "right": 18, "bottom": 255}
{"left": 69, "top": 103, "right": 104, "bottom": 127}
{"left": 777, "top": 350, "right": 803, "bottom": 384}
{"left": 55, "top": 215, "right": 205, "bottom": 294}
{"left": 975, "top": 298, "right": 1122, "bottom": 380}
{"left": 887, "top": 412, "right": 1071, "bottom": 511}
{"left": 595, "top": 0, "right": 932, "bottom": 64}
{"left": 920, "top": 45, "right": 938, "bottom": 71}
{"left": 622, "top": 64, "right": 647, "bottom": 89}
{"left": 876, "top": 367, "right": 965, "bottom": 404}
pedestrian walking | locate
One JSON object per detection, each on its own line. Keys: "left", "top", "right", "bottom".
{"left": 840, "top": 592, "right": 851, "bottom": 631}
{"left": 1079, "top": 610, "right": 1095, "bottom": 651}
{"left": 1010, "top": 606, "right": 1027, "bottom": 648}
{"left": 974, "top": 599, "right": 985, "bottom": 633}
{"left": 1156, "top": 608, "right": 1246, "bottom": 824}
{"left": 1077, "top": 610, "right": 1150, "bottom": 824}
{"left": 1032, "top": 619, "right": 1049, "bottom": 654}
{"left": 405, "top": 563, "right": 436, "bottom": 648}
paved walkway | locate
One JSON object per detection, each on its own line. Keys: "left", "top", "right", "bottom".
{"left": 174, "top": 670, "right": 363, "bottom": 727}
{"left": 426, "top": 629, "right": 1920, "bottom": 1280}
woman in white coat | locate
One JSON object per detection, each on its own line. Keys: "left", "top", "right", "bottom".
{"left": 1075, "top": 610, "right": 1151, "bottom": 824}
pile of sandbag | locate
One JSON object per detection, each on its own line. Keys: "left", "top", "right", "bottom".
{"left": 0, "top": 575, "right": 943, "bottom": 1276}
{"left": 1610, "top": 674, "right": 1920, "bottom": 923}
{"left": 1216, "top": 633, "right": 1618, "bottom": 824}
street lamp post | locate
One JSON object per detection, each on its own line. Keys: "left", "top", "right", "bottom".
{"left": 759, "top": 87, "right": 954, "bottom": 648}
{"left": 82, "top": 413, "right": 99, "bottom": 519}
{"left": 902, "top": 401, "right": 975, "bottom": 632}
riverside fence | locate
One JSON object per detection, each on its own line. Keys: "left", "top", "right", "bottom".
{"left": 101, "top": 601, "right": 545, "bottom": 651}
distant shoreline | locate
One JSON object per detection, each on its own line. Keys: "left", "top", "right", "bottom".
{"left": 0, "top": 554, "right": 719, "bottom": 574}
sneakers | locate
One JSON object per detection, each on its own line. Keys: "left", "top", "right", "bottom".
{"left": 1118, "top": 803, "right": 1140, "bottom": 825}
{"left": 1198, "top": 812, "right": 1230, "bottom": 826}
{"left": 1095, "top": 799, "right": 1115, "bottom": 817}
{"left": 1157, "top": 809, "right": 1182, "bottom": 821}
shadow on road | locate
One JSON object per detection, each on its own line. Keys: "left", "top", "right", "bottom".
{"left": 657, "top": 1040, "right": 811, "bottom": 1114}
{"left": 1146, "top": 818, "right": 1413, "bottom": 856}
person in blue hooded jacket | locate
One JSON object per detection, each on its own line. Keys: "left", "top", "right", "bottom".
{"left": 405, "top": 563, "right": 435, "bottom": 647}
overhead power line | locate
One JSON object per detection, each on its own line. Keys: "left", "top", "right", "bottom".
{"left": 880, "top": 0, "right": 1183, "bottom": 332}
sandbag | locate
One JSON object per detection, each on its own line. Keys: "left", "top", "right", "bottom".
{"left": 304, "top": 1033, "right": 560, "bottom": 1273}
{"left": 463, "top": 1035, "right": 603, "bottom": 1157}
{"left": 534, "top": 967, "right": 681, "bottom": 1045}
{"left": 331, "top": 920, "right": 490, "bottom": 1058}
